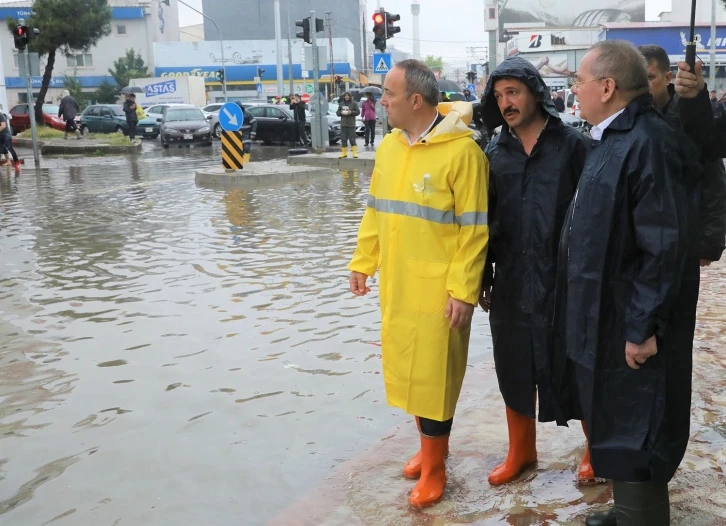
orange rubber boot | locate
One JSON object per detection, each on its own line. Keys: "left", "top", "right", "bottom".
{"left": 403, "top": 417, "right": 423, "bottom": 479}
{"left": 409, "top": 433, "right": 449, "bottom": 508}
{"left": 488, "top": 406, "right": 537, "bottom": 485}
{"left": 578, "top": 421, "right": 596, "bottom": 483}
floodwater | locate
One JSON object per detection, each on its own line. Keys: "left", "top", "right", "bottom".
{"left": 0, "top": 144, "right": 725, "bottom": 526}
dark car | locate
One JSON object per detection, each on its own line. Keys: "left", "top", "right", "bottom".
{"left": 159, "top": 105, "right": 213, "bottom": 148}
{"left": 246, "top": 104, "right": 340, "bottom": 145}
{"left": 80, "top": 105, "right": 129, "bottom": 135}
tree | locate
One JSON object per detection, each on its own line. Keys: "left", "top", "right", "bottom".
{"left": 423, "top": 56, "right": 444, "bottom": 70}
{"left": 6, "top": 0, "right": 112, "bottom": 124}
{"left": 93, "top": 80, "right": 118, "bottom": 104}
{"left": 108, "top": 49, "right": 149, "bottom": 95}
{"left": 62, "top": 75, "right": 87, "bottom": 108}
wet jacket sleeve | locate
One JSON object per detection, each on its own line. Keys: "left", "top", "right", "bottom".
{"left": 58, "top": 100, "right": 64, "bottom": 118}
{"left": 624, "top": 138, "right": 684, "bottom": 344}
{"left": 679, "top": 87, "right": 726, "bottom": 160}
{"left": 349, "top": 171, "right": 380, "bottom": 277}
{"left": 447, "top": 143, "right": 490, "bottom": 305}
{"left": 351, "top": 102, "right": 360, "bottom": 117}
{"left": 247, "top": 112, "right": 258, "bottom": 135}
{"left": 481, "top": 148, "right": 496, "bottom": 289}
{"left": 700, "top": 159, "right": 726, "bottom": 262}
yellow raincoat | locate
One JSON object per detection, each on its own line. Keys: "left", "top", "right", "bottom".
{"left": 349, "top": 102, "right": 489, "bottom": 421}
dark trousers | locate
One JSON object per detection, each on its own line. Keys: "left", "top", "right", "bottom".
{"left": 364, "top": 120, "right": 376, "bottom": 145}
{"left": 296, "top": 121, "right": 308, "bottom": 145}
{"left": 419, "top": 417, "right": 453, "bottom": 436}
{"left": 341, "top": 126, "right": 357, "bottom": 148}
{"left": 127, "top": 120, "right": 137, "bottom": 141}
{"left": 65, "top": 118, "right": 77, "bottom": 132}
{"left": 2, "top": 134, "right": 18, "bottom": 163}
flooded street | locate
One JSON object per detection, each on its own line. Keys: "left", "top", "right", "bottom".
{"left": 1, "top": 145, "right": 725, "bottom": 526}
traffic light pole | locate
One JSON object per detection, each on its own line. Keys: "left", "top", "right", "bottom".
{"left": 310, "top": 10, "right": 324, "bottom": 153}
{"left": 22, "top": 48, "right": 39, "bottom": 167}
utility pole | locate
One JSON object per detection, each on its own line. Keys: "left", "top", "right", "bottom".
{"left": 710, "top": 0, "right": 717, "bottom": 89}
{"left": 22, "top": 48, "right": 39, "bottom": 167}
{"left": 326, "top": 12, "right": 335, "bottom": 97}
{"left": 274, "top": 0, "right": 284, "bottom": 97}
{"left": 287, "top": 7, "right": 294, "bottom": 96}
{"left": 311, "top": 10, "right": 324, "bottom": 153}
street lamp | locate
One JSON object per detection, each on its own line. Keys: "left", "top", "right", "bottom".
{"left": 176, "top": 0, "right": 227, "bottom": 102}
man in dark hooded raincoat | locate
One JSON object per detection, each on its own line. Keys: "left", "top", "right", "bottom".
{"left": 479, "top": 56, "right": 593, "bottom": 485}
{"left": 557, "top": 40, "right": 689, "bottom": 525}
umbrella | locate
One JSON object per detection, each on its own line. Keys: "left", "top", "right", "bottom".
{"left": 686, "top": 0, "right": 697, "bottom": 70}
{"left": 437, "top": 79, "right": 462, "bottom": 93}
{"left": 359, "top": 86, "right": 382, "bottom": 96}
{"left": 120, "top": 86, "right": 143, "bottom": 94}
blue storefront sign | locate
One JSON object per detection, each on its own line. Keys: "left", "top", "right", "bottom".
{"left": 602, "top": 24, "right": 726, "bottom": 64}
{"left": 154, "top": 63, "right": 353, "bottom": 84}
{"left": 0, "top": 6, "right": 144, "bottom": 20}
{"left": 4, "top": 76, "right": 114, "bottom": 89}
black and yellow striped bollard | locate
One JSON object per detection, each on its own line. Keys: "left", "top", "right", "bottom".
{"left": 222, "top": 130, "right": 245, "bottom": 171}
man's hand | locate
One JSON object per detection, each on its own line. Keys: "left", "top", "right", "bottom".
{"left": 674, "top": 60, "right": 705, "bottom": 99}
{"left": 349, "top": 271, "right": 371, "bottom": 296}
{"left": 700, "top": 259, "right": 713, "bottom": 267}
{"left": 625, "top": 336, "right": 658, "bottom": 370}
{"left": 446, "top": 297, "right": 474, "bottom": 329}
{"left": 478, "top": 286, "right": 492, "bottom": 313}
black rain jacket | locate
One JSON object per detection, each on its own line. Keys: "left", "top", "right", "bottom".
{"left": 556, "top": 94, "right": 691, "bottom": 483}
{"left": 481, "top": 57, "right": 588, "bottom": 423}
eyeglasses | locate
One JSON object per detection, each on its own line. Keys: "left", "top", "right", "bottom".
{"left": 571, "top": 77, "right": 607, "bottom": 88}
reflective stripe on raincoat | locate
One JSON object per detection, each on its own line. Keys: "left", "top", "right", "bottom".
{"left": 349, "top": 102, "right": 489, "bottom": 421}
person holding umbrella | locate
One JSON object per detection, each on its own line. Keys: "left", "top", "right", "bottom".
{"left": 123, "top": 94, "right": 139, "bottom": 142}
{"left": 361, "top": 92, "right": 377, "bottom": 147}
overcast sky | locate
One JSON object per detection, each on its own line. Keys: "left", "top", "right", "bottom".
{"left": 0, "top": 0, "right": 674, "bottom": 68}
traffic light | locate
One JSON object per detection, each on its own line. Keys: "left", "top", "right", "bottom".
{"left": 372, "top": 10, "right": 386, "bottom": 51}
{"left": 13, "top": 25, "right": 28, "bottom": 51}
{"left": 217, "top": 69, "right": 225, "bottom": 82}
{"left": 296, "top": 17, "right": 311, "bottom": 44}
{"left": 385, "top": 12, "right": 401, "bottom": 40}
{"left": 257, "top": 67, "right": 265, "bottom": 78}
{"left": 466, "top": 71, "right": 477, "bottom": 83}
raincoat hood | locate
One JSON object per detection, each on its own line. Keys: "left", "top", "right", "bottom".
{"left": 390, "top": 102, "right": 473, "bottom": 145}
{"left": 340, "top": 91, "right": 353, "bottom": 102}
{"left": 482, "top": 56, "right": 559, "bottom": 129}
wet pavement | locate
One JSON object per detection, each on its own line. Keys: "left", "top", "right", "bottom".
{"left": 0, "top": 143, "right": 725, "bottom": 526}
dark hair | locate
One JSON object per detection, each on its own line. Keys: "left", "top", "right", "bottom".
{"left": 638, "top": 44, "right": 670, "bottom": 73}
{"left": 394, "top": 59, "right": 440, "bottom": 107}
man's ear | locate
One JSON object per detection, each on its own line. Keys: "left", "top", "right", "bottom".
{"left": 665, "top": 70, "right": 673, "bottom": 84}
{"left": 601, "top": 78, "right": 617, "bottom": 103}
{"left": 411, "top": 94, "right": 424, "bottom": 110}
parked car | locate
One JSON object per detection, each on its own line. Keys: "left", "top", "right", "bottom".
{"left": 245, "top": 104, "right": 340, "bottom": 145}
{"left": 202, "top": 103, "right": 224, "bottom": 113}
{"left": 79, "top": 104, "right": 130, "bottom": 135}
{"left": 200, "top": 104, "right": 227, "bottom": 139}
{"left": 137, "top": 104, "right": 188, "bottom": 139}
{"left": 158, "top": 105, "right": 213, "bottom": 148}
{"left": 9, "top": 103, "right": 69, "bottom": 134}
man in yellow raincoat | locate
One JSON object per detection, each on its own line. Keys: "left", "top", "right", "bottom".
{"left": 349, "top": 59, "right": 489, "bottom": 508}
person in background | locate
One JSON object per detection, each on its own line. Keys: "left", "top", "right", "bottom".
{"left": 361, "top": 92, "right": 377, "bottom": 147}
{"left": 289, "top": 94, "right": 309, "bottom": 147}
{"left": 349, "top": 59, "right": 489, "bottom": 508}
{"left": 463, "top": 88, "right": 477, "bottom": 102}
{"left": 58, "top": 90, "right": 81, "bottom": 140}
{"left": 553, "top": 91, "right": 566, "bottom": 113}
{"left": 122, "top": 94, "right": 138, "bottom": 142}
{"left": 336, "top": 91, "right": 360, "bottom": 158}
{"left": 236, "top": 101, "right": 258, "bottom": 165}
{"left": 710, "top": 89, "right": 725, "bottom": 119}
{"left": 0, "top": 110, "right": 20, "bottom": 170}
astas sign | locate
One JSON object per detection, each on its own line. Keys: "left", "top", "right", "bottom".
{"left": 145, "top": 79, "right": 177, "bottom": 98}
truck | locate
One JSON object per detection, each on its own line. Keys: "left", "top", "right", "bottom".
{"left": 129, "top": 76, "right": 206, "bottom": 108}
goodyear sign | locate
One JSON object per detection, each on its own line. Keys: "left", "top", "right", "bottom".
{"left": 159, "top": 68, "right": 220, "bottom": 79}
{"left": 145, "top": 79, "right": 177, "bottom": 97}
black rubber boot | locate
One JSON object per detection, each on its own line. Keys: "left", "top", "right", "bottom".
{"left": 612, "top": 480, "right": 670, "bottom": 525}
{"left": 585, "top": 507, "right": 616, "bottom": 526}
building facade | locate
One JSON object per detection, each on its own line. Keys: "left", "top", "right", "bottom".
{"left": 154, "top": 38, "right": 357, "bottom": 103}
{"left": 201, "top": 0, "right": 368, "bottom": 70}
{"left": 0, "top": 0, "right": 180, "bottom": 109}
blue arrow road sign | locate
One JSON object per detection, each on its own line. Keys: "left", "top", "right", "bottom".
{"left": 256, "top": 83, "right": 263, "bottom": 95}
{"left": 373, "top": 53, "right": 392, "bottom": 74}
{"left": 219, "top": 102, "right": 243, "bottom": 132}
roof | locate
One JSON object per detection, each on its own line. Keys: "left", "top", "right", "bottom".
{"left": 601, "top": 22, "right": 726, "bottom": 29}
{"left": 0, "top": 0, "right": 149, "bottom": 6}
